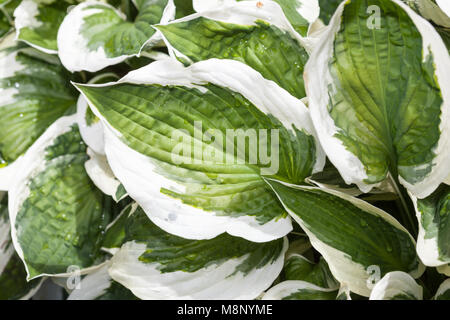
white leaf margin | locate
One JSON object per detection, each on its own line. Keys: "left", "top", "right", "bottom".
{"left": 369, "top": 271, "right": 423, "bottom": 300}
{"left": 0, "top": 191, "right": 44, "bottom": 299}
{"left": 265, "top": 178, "right": 425, "bottom": 297}
{"left": 304, "top": 0, "right": 450, "bottom": 199}
{"left": 57, "top": 0, "right": 176, "bottom": 72}
{"left": 108, "top": 237, "right": 288, "bottom": 300}
{"left": 0, "top": 33, "right": 27, "bottom": 191}
{"left": 193, "top": 0, "right": 320, "bottom": 26}
{"left": 67, "top": 262, "right": 113, "bottom": 300}
{"left": 13, "top": 0, "right": 59, "bottom": 54}
{"left": 76, "top": 72, "right": 121, "bottom": 155}
{"left": 411, "top": 0, "right": 450, "bottom": 28}
{"left": 77, "top": 94, "right": 105, "bottom": 155}
{"left": 156, "top": 0, "right": 318, "bottom": 58}
{"left": 8, "top": 115, "right": 108, "bottom": 280}
{"left": 434, "top": 278, "right": 450, "bottom": 300}
{"left": 75, "top": 58, "right": 325, "bottom": 242}
{"left": 436, "top": 0, "right": 450, "bottom": 18}
{"left": 0, "top": 191, "right": 13, "bottom": 275}
{"left": 410, "top": 192, "right": 449, "bottom": 267}
{"left": 261, "top": 280, "right": 337, "bottom": 300}
{"left": 85, "top": 148, "right": 126, "bottom": 202}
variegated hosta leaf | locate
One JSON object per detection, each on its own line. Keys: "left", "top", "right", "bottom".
{"left": 434, "top": 278, "right": 450, "bottom": 300}
{"left": 403, "top": 0, "right": 450, "bottom": 28}
{"left": 262, "top": 280, "right": 338, "bottom": 300}
{"left": 8, "top": 115, "right": 116, "bottom": 280}
{"left": 0, "top": 34, "right": 77, "bottom": 190}
{"left": 284, "top": 254, "right": 339, "bottom": 289}
{"left": 14, "top": 0, "right": 76, "bottom": 54}
{"left": 411, "top": 184, "right": 450, "bottom": 267}
{"left": 369, "top": 271, "right": 423, "bottom": 300}
{"left": 193, "top": 0, "right": 320, "bottom": 36}
{"left": 76, "top": 58, "right": 325, "bottom": 242}
{"left": 305, "top": 0, "right": 450, "bottom": 199}
{"left": 107, "top": 203, "right": 288, "bottom": 300}
{"left": 266, "top": 179, "right": 424, "bottom": 297}
{"left": 157, "top": 0, "right": 313, "bottom": 100}
{"left": 67, "top": 263, "right": 137, "bottom": 300}
{"left": 57, "top": 0, "right": 176, "bottom": 72}
{"left": 0, "top": 193, "right": 43, "bottom": 299}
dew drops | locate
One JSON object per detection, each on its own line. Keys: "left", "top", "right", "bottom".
{"left": 186, "top": 253, "right": 197, "bottom": 261}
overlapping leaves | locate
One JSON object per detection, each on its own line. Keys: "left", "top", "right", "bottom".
{"left": 0, "top": 0, "right": 449, "bottom": 301}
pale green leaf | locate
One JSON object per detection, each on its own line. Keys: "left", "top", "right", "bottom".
{"left": 437, "top": 264, "right": 450, "bottom": 276}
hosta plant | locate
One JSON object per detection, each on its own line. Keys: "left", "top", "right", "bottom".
{"left": 0, "top": 0, "right": 449, "bottom": 301}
